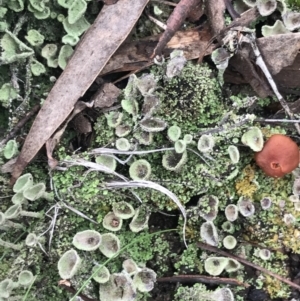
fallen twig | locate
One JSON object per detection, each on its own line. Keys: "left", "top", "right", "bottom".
{"left": 197, "top": 241, "right": 300, "bottom": 291}
{"left": 157, "top": 274, "right": 249, "bottom": 287}
{"left": 151, "top": 0, "right": 200, "bottom": 57}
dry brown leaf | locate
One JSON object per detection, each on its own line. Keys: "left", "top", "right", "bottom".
{"left": 100, "top": 27, "right": 214, "bottom": 76}
{"left": 92, "top": 83, "right": 121, "bottom": 108}
{"left": 257, "top": 33, "right": 300, "bottom": 75}
{"left": 11, "top": 0, "right": 149, "bottom": 183}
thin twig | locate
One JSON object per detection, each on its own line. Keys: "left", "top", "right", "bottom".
{"left": 197, "top": 241, "right": 300, "bottom": 291}
{"left": 157, "top": 274, "right": 249, "bottom": 287}
{"left": 255, "top": 118, "right": 300, "bottom": 124}
{"left": 245, "top": 33, "right": 300, "bottom": 135}
{"left": 146, "top": 13, "right": 167, "bottom": 30}
{"left": 0, "top": 104, "right": 40, "bottom": 148}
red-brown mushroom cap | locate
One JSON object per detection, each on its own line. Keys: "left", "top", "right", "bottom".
{"left": 254, "top": 134, "right": 300, "bottom": 177}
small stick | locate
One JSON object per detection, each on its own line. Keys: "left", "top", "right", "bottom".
{"left": 255, "top": 118, "right": 300, "bottom": 124}
{"left": 0, "top": 104, "right": 40, "bottom": 148}
{"left": 245, "top": 34, "right": 300, "bottom": 135}
{"left": 197, "top": 241, "right": 300, "bottom": 291}
{"left": 157, "top": 274, "right": 249, "bottom": 287}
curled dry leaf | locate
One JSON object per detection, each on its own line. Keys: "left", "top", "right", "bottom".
{"left": 11, "top": 0, "right": 150, "bottom": 184}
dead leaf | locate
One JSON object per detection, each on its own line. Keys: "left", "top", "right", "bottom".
{"left": 11, "top": 0, "right": 149, "bottom": 183}
{"left": 257, "top": 33, "right": 300, "bottom": 75}
{"left": 274, "top": 54, "right": 300, "bottom": 88}
{"left": 92, "top": 83, "right": 121, "bottom": 108}
{"left": 100, "top": 27, "right": 214, "bottom": 76}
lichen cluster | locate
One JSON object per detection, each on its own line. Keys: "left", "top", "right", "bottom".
{"left": 1, "top": 30, "right": 300, "bottom": 300}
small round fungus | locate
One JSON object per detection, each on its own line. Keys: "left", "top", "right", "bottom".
{"left": 99, "top": 233, "right": 121, "bottom": 258}
{"left": 211, "top": 47, "right": 232, "bottom": 70}
{"left": 133, "top": 268, "right": 157, "bottom": 292}
{"left": 237, "top": 197, "right": 255, "bottom": 217}
{"left": 211, "top": 288, "right": 234, "bottom": 301}
{"left": 257, "top": 0, "right": 277, "bottom": 16}
{"left": 0, "top": 278, "right": 17, "bottom": 298}
{"left": 260, "top": 197, "right": 272, "bottom": 210}
{"left": 68, "top": 0, "right": 87, "bottom": 24}
{"left": 103, "top": 212, "right": 123, "bottom": 231}
{"left": 122, "top": 259, "right": 140, "bottom": 276}
{"left": 25, "top": 29, "right": 44, "bottom": 46}
{"left": 167, "top": 125, "right": 181, "bottom": 142}
{"left": 283, "top": 213, "right": 295, "bottom": 225}
{"left": 261, "top": 20, "right": 290, "bottom": 37}
{"left": 4, "top": 139, "right": 18, "bottom": 159}
{"left": 115, "top": 124, "right": 132, "bottom": 137}
{"left": 197, "top": 134, "right": 215, "bottom": 153}
{"left": 129, "top": 206, "right": 150, "bottom": 233}
{"left": 105, "top": 111, "right": 123, "bottom": 128}
{"left": 222, "top": 221, "right": 235, "bottom": 234}
{"left": 96, "top": 155, "right": 117, "bottom": 171}
{"left": 113, "top": 201, "right": 135, "bottom": 219}
{"left": 255, "top": 134, "right": 300, "bottom": 177}
{"left": 115, "top": 138, "right": 131, "bottom": 151}
{"left": 31, "top": 59, "right": 46, "bottom": 76}
{"left": 12, "top": 192, "right": 27, "bottom": 205}
{"left": 162, "top": 150, "right": 187, "bottom": 172}
{"left": 241, "top": 127, "right": 264, "bottom": 151}
{"left": 121, "top": 98, "right": 139, "bottom": 116}
{"left": 227, "top": 145, "right": 240, "bottom": 164}
{"left": 133, "top": 131, "right": 153, "bottom": 145}
{"left": 129, "top": 159, "right": 152, "bottom": 180}
{"left": 27, "top": 183, "right": 53, "bottom": 201}
{"left": 198, "top": 195, "right": 219, "bottom": 222}
{"left": 225, "top": 258, "right": 241, "bottom": 273}
{"left": 58, "top": 45, "right": 74, "bottom": 69}
{"left": 136, "top": 73, "right": 157, "bottom": 96}
{"left": 259, "top": 248, "right": 271, "bottom": 260}
{"left": 25, "top": 233, "right": 38, "bottom": 247}
{"left": 99, "top": 272, "right": 136, "bottom": 301}
{"left": 174, "top": 140, "right": 186, "bottom": 154}
{"left": 139, "top": 117, "right": 167, "bottom": 132}
{"left": 283, "top": 11, "right": 300, "bottom": 31}
{"left": 225, "top": 204, "right": 238, "bottom": 222}
{"left": 72, "top": 230, "right": 102, "bottom": 251}
{"left": 57, "top": 249, "right": 81, "bottom": 279}
{"left": 141, "top": 95, "right": 159, "bottom": 117}
{"left": 18, "top": 270, "right": 34, "bottom": 286}
{"left": 183, "top": 134, "right": 193, "bottom": 144}
{"left": 200, "top": 221, "right": 219, "bottom": 246}
{"left": 223, "top": 235, "right": 237, "bottom": 250}
{"left": 204, "top": 257, "right": 229, "bottom": 276}
{"left": 4, "top": 204, "right": 20, "bottom": 219}
{"left": 92, "top": 265, "right": 110, "bottom": 284}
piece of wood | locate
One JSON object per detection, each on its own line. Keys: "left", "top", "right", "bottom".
{"left": 11, "top": 0, "right": 149, "bottom": 183}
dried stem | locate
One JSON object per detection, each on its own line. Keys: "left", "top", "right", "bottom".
{"left": 197, "top": 241, "right": 300, "bottom": 291}
{"left": 157, "top": 274, "right": 249, "bottom": 287}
